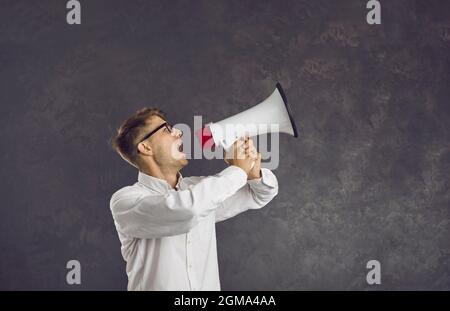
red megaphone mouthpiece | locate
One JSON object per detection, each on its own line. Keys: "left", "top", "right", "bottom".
{"left": 195, "top": 125, "right": 215, "bottom": 150}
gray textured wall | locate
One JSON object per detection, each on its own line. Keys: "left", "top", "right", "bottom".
{"left": 0, "top": 0, "right": 449, "bottom": 290}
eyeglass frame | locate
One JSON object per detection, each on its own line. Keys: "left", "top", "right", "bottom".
{"left": 138, "top": 122, "right": 173, "bottom": 144}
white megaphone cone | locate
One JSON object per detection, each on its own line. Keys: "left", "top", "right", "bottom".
{"left": 195, "top": 82, "right": 298, "bottom": 152}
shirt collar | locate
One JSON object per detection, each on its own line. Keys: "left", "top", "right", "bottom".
{"left": 138, "top": 170, "right": 183, "bottom": 193}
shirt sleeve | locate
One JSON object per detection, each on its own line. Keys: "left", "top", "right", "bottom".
{"left": 214, "top": 168, "right": 279, "bottom": 223}
{"left": 110, "top": 166, "right": 248, "bottom": 239}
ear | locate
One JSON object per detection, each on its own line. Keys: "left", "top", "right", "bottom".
{"left": 137, "top": 141, "right": 153, "bottom": 156}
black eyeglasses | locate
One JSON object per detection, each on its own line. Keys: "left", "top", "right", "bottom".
{"left": 138, "top": 122, "right": 173, "bottom": 143}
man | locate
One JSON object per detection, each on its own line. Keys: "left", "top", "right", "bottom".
{"left": 110, "top": 107, "right": 278, "bottom": 291}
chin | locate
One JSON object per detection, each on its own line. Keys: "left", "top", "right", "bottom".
{"left": 180, "top": 157, "right": 189, "bottom": 167}
{"left": 172, "top": 152, "right": 188, "bottom": 167}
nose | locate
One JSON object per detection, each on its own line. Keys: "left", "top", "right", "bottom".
{"left": 172, "top": 127, "right": 183, "bottom": 138}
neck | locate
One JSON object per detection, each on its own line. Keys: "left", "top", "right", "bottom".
{"left": 159, "top": 167, "right": 179, "bottom": 188}
{"left": 139, "top": 160, "right": 179, "bottom": 189}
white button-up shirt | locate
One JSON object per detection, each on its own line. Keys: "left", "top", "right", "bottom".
{"left": 110, "top": 166, "right": 278, "bottom": 291}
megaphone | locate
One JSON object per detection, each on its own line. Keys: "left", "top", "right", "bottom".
{"left": 195, "top": 82, "right": 298, "bottom": 151}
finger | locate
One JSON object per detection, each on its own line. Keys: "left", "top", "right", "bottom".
{"left": 250, "top": 160, "right": 255, "bottom": 170}
{"left": 238, "top": 145, "right": 247, "bottom": 154}
{"left": 247, "top": 145, "right": 257, "bottom": 155}
{"left": 245, "top": 150, "right": 257, "bottom": 161}
{"left": 244, "top": 141, "right": 254, "bottom": 152}
{"left": 233, "top": 142, "right": 245, "bottom": 156}
{"left": 245, "top": 145, "right": 256, "bottom": 154}
{"left": 235, "top": 139, "right": 245, "bottom": 149}
{"left": 236, "top": 147, "right": 247, "bottom": 159}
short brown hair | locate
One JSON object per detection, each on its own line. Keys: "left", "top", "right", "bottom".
{"left": 111, "top": 107, "right": 166, "bottom": 168}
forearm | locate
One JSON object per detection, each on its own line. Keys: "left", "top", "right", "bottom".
{"left": 111, "top": 166, "right": 249, "bottom": 238}
{"left": 215, "top": 168, "right": 279, "bottom": 222}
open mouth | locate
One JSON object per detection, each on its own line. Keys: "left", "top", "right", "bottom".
{"left": 178, "top": 142, "right": 184, "bottom": 152}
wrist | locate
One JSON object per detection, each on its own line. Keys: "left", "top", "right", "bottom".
{"left": 247, "top": 169, "right": 262, "bottom": 180}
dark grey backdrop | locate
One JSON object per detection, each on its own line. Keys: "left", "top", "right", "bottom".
{"left": 0, "top": 0, "right": 449, "bottom": 290}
